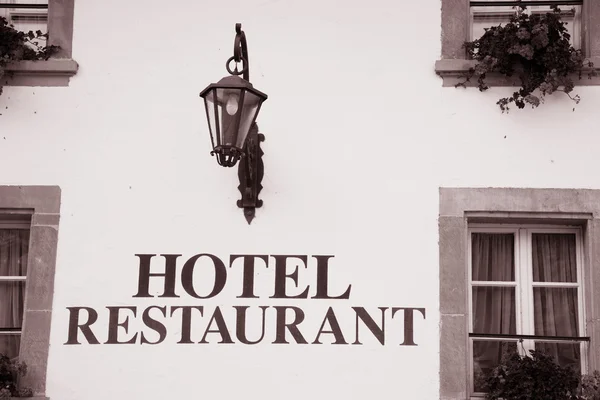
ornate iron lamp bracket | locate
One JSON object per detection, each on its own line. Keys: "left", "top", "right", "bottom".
{"left": 226, "top": 23, "right": 250, "bottom": 81}
{"left": 237, "top": 123, "right": 264, "bottom": 224}
{"left": 226, "top": 23, "right": 265, "bottom": 224}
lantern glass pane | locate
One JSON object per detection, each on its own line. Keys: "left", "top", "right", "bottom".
{"left": 203, "top": 91, "right": 219, "bottom": 147}
{"left": 236, "top": 91, "right": 263, "bottom": 148}
{"left": 215, "top": 88, "right": 243, "bottom": 148}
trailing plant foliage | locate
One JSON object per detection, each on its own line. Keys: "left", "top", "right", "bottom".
{"left": 459, "top": 6, "right": 595, "bottom": 112}
{"left": 580, "top": 370, "right": 600, "bottom": 400}
{"left": 483, "top": 349, "right": 600, "bottom": 400}
{"left": 484, "top": 350, "right": 580, "bottom": 399}
{"left": 0, "top": 354, "right": 32, "bottom": 398}
{"left": 0, "top": 16, "right": 58, "bottom": 96}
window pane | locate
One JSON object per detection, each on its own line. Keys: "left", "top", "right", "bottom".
{"left": 0, "top": 281, "right": 25, "bottom": 329}
{"left": 470, "top": 2, "right": 582, "bottom": 49}
{"left": 534, "top": 287, "right": 579, "bottom": 336}
{"left": 471, "top": 5, "right": 513, "bottom": 41}
{"left": 472, "top": 233, "right": 515, "bottom": 281}
{"left": 473, "top": 340, "right": 518, "bottom": 392}
{"left": 535, "top": 342, "right": 581, "bottom": 374}
{"left": 473, "top": 287, "right": 516, "bottom": 334}
{"left": 532, "top": 233, "right": 577, "bottom": 282}
{"left": 0, "top": 334, "right": 20, "bottom": 358}
{"left": 0, "top": 229, "right": 29, "bottom": 276}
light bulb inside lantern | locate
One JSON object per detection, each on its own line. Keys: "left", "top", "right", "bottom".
{"left": 225, "top": 94, "right": 239, "bottom": 115}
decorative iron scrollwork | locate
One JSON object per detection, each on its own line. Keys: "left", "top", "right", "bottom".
{"left": 237, "top": 123, "right": 264, "bottom": 224}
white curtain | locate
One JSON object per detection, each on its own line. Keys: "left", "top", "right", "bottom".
{"left": 0, "top": 229, "right": 29, "bottom": 358}
{"left": 532, "top": 233, "right": 580, "bottom": 372}
{"left": 471, "top": 233, "right": 516, "bottom": 392}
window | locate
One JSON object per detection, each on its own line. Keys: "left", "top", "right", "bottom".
{"left": 0, "top": 186, "right": 61, "bottom": 397}
{"left": 439, "top": 188, "right": 600, "bottom": 400}
{"left": 435, "top": 0, "right": 600, "bottom": 86}
{"left": 1, "top": 0, "right": 77, "bottom": 87}
{"left": 468, "top": 226, "right": 586, "bottom": 395}
{"left": 470, "top": 2, "right": 582, "bottom": 49}
{"left": 0, "top": 217, "right": 30, "bottom": 359}
{"left": 0, "top": 0, "right": 48, "bottom": 41}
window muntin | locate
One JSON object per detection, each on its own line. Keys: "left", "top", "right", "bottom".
{"left": 468, "top": 226, "right": 585, "bottom": 395}
{"left": 0, "top": 222, "right": 30, "bottom": 359}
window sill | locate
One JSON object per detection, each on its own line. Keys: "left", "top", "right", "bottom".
{"left": 4, "top": 58, "right": 78, "bottom": 87}
{"left": 435, "top": 57, "right": 600, "bottom": 87}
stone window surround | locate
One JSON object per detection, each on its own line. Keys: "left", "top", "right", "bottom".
{"left": 435, "top": 1, "right": 600, "bottom": 87}
{"left": 439, "top": 187, "right": 600, "bottom": 400}
{"left": 0, "top": 186, "right": 60, "bottom": 399}
{"left": 4, "top": 0, "right": 77, "bottom": 87}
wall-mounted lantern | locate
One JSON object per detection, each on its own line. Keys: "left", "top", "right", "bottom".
{"left": 200, "top": 23, "right": 268, "bottom": 224}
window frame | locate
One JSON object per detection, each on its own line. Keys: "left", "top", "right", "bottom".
{"left": 3, "top": 0, "right": 77, "bottom": 87}
{"left": 0, "top": 186, "right": 61, "bottom": 399}
{"left": 467, "top": 225, "right": 587, "bottom": 396}
{"left": 439, "top": 187, "right": 600, "bottom": 400}
{"left": 435, "top": 0, "right": 600, "bottom": 87}
{"left": 469, "top": 5, "right": 583, "bottom": 49}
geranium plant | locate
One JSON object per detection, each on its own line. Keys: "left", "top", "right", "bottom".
{"left": 580, "top": 370, "right": 600, "bottom": 400}
{"left": 458, "top": 6, "right": 595, "bottom": 112}
{"left": 482, "top": 348, "right": 600, "bottom": 400}
{"left": 0, "top": 354, "right": 32, "bottom": 398}
{"left": 483, "top": 350, "right": 580, "bottom": 399}
{"left": 0, "top": 16, "right": 58, "bottom": 96}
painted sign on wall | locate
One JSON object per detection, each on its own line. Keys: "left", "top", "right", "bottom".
{"left": 65, "top": 254, "right": 426, "bottom": 346}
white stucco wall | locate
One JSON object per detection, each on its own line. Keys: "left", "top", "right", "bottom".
{"left": 1, "top": 0, "right": 600, "bottom": 399}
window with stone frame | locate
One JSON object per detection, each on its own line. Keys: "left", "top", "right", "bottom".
{"left": 435, "top": 0, "right": 600, "bottom": 86}
{"left": 439, "top": 188, "right": 600, "bottom": 400}
{"left": 0, "top": 186, "right": 60, "bottom": 397}
{"left": 0, "top": 0, "right": 77, "bottom": 87}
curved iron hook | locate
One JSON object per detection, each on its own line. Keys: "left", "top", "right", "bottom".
{"left": 230, "top": 22, "right": 250, "bottom": 81}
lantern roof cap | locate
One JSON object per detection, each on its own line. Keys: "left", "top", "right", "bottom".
{"left": 199, "top": 75, "right": 268, "bottom": 101}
